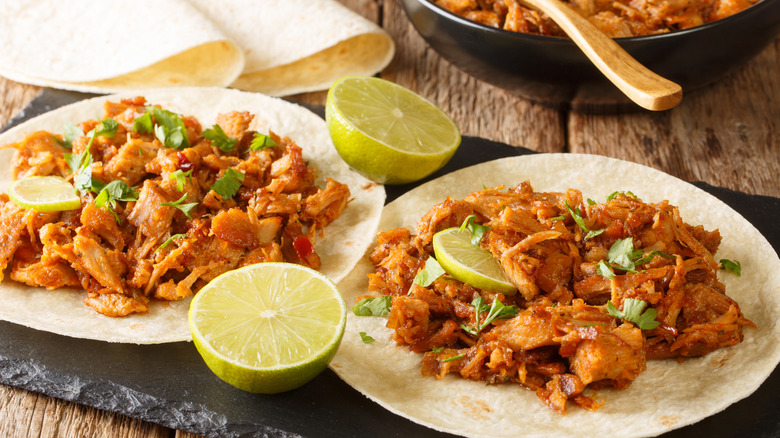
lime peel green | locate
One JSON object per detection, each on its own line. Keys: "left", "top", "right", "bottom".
{"left": 432, "top": 227, "right": 517, "bottom": 295}
{"left": 188, "top": 262, "right": 347, "bottom": 394}
{"left": 8, "top": 176, "right": 81, "bottom": 212}
{"left": 326, "top": 76, "right": 461, "bottom": 185}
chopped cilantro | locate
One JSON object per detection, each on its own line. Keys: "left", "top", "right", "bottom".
{"left": 606, "top": 191, "right": 637, "bottom": 202}
{"left": 155, "top": 233, "right": 187, "bottom": 254}
{"left": 586, "top": 198, "right": 596, "bottom": 206}
{"left": 719, "top": 259, "right": 742, "bottom": 276}
{"left": 461, "top": 296, "right": 518, "bottom": 335}
{"left": 92, "top": 118, "right": 118, "bottom": 138}
{"left": 209, "top": 168, "right": 245, "bottom": 200}
{"left": 431, "top": 346, "right": 444, "bottom": 353}
{"left": 565, "top": 203, "right": 604, "bottom": 239}
{"left": 169, "top": 169, "right": 193, "bottom": 192}
{"left": 606, "top": 298, "right": 659, "bottom": 330}
{"left": 135, "top": 107, "right": 189, "bottom": 149}
{"left": 94, "top": 180, "right": 138, "bottom": 222}
{"left": 351, "top": 296, "right": 391, "bottom": 316}
{"left": 460, "top": 215, "right": 490, "bottom": 246}
{"left": 550, "top": 215, "right": 566, "bottom": 221}
{"left": 250, "top": 132, "right": 276, "bottom": 151}
{"left": 202, "top": 124, "right": 237, "bottom": 152}
{"left": 597, "top": 260, "right": 615, "bottom": 279}
{"left": 56, "top": 122, "right": 85, "bottom": 149}
{"left": 607, "top": 237, "right": 639, "bottom": 272}
{"left": 442, "top": 353, "right": 466, "bottom": 363}
{"left": 359, "top": 332, "right": 375, "bottom": 343}
{"left": 412, "top": 257, "right": 446, "bottom": 288}
{"left": 160, "top": 193, "right": 197, "bottom": 219}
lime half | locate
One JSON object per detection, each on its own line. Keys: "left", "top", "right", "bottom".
{"left": 433, "top": 228, "right": 517, "bottom": 295}
{"left": 8, "top": 176, "right": 81, "bottom": 212}
{"left": 326, "top": 76, "right": 461, "bottom": 185}
{"left": 188, "top": 262, "right": 347, "bottom": 394}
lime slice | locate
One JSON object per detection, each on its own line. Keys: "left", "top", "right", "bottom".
{"left": 433, "top": 227, "right": 517, "bottom": 295}
{"left": 8, "top": 176, "right": 81, "bottom": 212}
{"left": 326, "top": 76, "right": 461, "bottom": 185}
{"left": 188, "top": 262, "right": 347, "bottom": 394}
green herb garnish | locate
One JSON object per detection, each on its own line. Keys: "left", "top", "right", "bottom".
{"left": 94, "top": 180, "right": 138, "bottom": 222}
{"left": 155, "top": 233, "right": 187, "bottom": 254}
{"left": 606, "top": 191, "right": 637, "bottom": 202}
{"left": 461, "top": 296, "right": 518, "bottom": 335}
{"left": 351, "top": 296, "right": 392, "bottom": 316}
{"left": 250, "top": 133, "right": 277, "bottom": 151}
{"left": 160, "top": 193, "right": 197, "bottom": 219}
{"left": 209, "top": 168, "right": 245, "bottom": 200}
{"left": 460, "top": 215, "right": 490, "bottom": 246}
{"left": 597, "top": 260, "right": 615, "bottom": 279}
{"left": 169, "top": 169, "right": 193, "bottom": 192}
{"left": 431, "top": 346, "right": 444, "bottom": 353}
{"left": 442, "top": 353, "right": 466, "bottom": 363}
{"left": 134, "top": 107, "right": 189, "bottom": 149}
{"left": 719, "top": 259, "right": 742, "bottom": 276}
{"left": 606, "top": 298, "right": 659, "bottom": 330}
{"left": 202, "top": 124, "right": 237, "bottom": 152}
{"left": 412, "top": 257, "right": 446, "bottom": 289}
{"left": 565, "top": 203, "right": 604, "bottom": 239}
{"left": 56, "top": 122, "right": 85, "bottom": 149}
{"left": 359, "top": 332, "right": 375, "bottom": 343}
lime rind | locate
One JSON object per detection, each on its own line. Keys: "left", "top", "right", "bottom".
{"left": 433, "top": 228, "right": 517, "bottom": 295}
{"left": 188, "top": 262, "right": 347, "bottom": 393}
{"left": 8, "top": 176, "right": 81, "bottom": 212}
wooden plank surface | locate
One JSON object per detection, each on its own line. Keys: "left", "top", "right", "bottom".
{"left": 0, "top": 0, "right": 777, "bottom": 437}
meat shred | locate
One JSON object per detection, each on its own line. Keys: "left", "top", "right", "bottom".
{"left": 368, "top": 182, "right": 753, "bottom": 413}
{"left": 433, "top": 0, "right": 759, "bottom": 37}
{"left": 0, "top": 97, "right": 351, "bottom": 317}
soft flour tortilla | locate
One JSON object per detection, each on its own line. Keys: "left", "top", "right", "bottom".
{"left": 189, "top": 0, "right": 396, "bottom": 96}
{"left": 0, "top": 0, "right": 245, "bottom": 91}
{"left": 0, "top": 88, "right": 386, "bottom": 344}
{"left": 0, "top": 0, "right": 394, "bottom": 96}
{"left": 331, "top": 154, "right": 780, "bottom": 438}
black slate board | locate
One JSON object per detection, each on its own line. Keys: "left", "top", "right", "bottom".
{"left": 0, "top": 89, "right": 778, "bottom": 438}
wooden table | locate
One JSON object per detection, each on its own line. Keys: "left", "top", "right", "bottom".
{"left": 0, "top": 0, "right": 778, "bottom": 437}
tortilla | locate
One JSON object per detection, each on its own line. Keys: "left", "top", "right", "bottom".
{"left": 331, "top": 154, "right": 780, "bottom": 437}
{"left": 0, "top": 87, "right": 386, "bottom": 344}
{"left": 0, "top": 0, "right": 394, "bottom": 96}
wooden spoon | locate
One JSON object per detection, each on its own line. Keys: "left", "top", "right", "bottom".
{"left": 519, "top": 0, "right": 683, "bottom": 111}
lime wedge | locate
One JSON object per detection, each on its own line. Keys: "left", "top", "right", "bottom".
{"left": 8, "top": 176, "right": 81, "bottom": 212}
{"left": 188, "top": 262, "right": 347, "bottom": 393}
{"left": 433, "top": 227, "right": 517, "bottom": 295}
{"left": 326, "top": 76, "right": 461, "bottom": 185}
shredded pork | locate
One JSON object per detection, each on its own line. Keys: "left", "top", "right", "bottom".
{"left": 367, "top": 182, "right": 753, "bottom": 413}
{"left": 433, "top": 0, "right": 759, "bottom": 37}
{"left": 0, "top": 97, "right": 351, "bottom": 317}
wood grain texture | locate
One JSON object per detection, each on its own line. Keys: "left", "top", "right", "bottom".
{"left": 569, "top": 38, "right": 780, "bottom": 197}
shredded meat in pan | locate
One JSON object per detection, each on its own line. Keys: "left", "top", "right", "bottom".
{"left": 366, "top": 182, "right": 753, "bottom": 413}
{"left": 433, "top": 0, "right": 759, "bottom": 37}
{"left": 0, "top": 97, "right": 351, "bottom": 317}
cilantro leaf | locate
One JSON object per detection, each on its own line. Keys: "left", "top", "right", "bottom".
{"left": 606, "top": 298, "right": 659, "bottom": 330}
{"left": 478, "top": 298, "right": 518, "bottom": 330}
{"left": 169, "top": 169, "right": 193, "bottom": 192}
{"left": 412, "top": 257, "right": 446, "bottom": 288}
{"left": 359, "top": 332, "right": 375, "bottom": 343}
{"left": 719, "top": 259, "right": 742, "bottom": 276}
{"left": 94, "top": 180, "right": 138, "bottom": 223}
{"left": 431, "top": 346, "right": 444, "bottom": 353}
{"left": 351, "top": 296, "right": 391, "bottom": 316}
{"left": 565, "top": 203, "right": 604, "bottom": 239}
{"left": 56, "top": 122, "right": 85, "bottom": 149}
{"left": 160, "top": 193, "right": 197, "bottom": 219}
{"left": 209, "top": 168, "right": 245, "bottom": 200}
{"left": 138, "top": 107, "right": 189, "bottom": 149}
{"left": 442, "top": 353, "right": 466, "bottom": 363}
{"left": 132, "top": 112, "right": 154, "bottom": 134}
{"left": 155, "top": 233, "right": 187, "bottom": 254}
{"left": 250, "top": 132, "right": 276, "bottom": 151}
{"left": 607, "top": 237, "right": 637, "bottom": 272}
{"left": 460, "top": 215, "right": 490, "bottom": 246}
{"left": 634, "top": 250, "right": 673, "bottom": 266}
{"left": 606, "top": 191, "right": 637, "bottom": 202}
{"left": 597, "top": 260, "right": 615, "bottom": 279}
{"left": 91, "top": 118, "right": 118, "bottom": 138}
{"left": 202, "top": 124, "right": 237, "bottom": 152}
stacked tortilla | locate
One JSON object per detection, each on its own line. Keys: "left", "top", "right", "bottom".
{"left": 0, "top": 0, "right": 394, "bottom": 96}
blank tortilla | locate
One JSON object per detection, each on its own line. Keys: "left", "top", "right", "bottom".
{"left": 331, "top": 154, "right": 780, "bottom": 437}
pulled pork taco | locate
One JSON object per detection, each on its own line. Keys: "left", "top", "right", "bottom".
{"left": 0, "top": 88, "right": 385, "bottom": 344}
{"left": 332, "top": 154, "right": 779, "bottom": 437}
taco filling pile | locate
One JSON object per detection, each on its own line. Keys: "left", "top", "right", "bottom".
{"left": 362, "top": 182, "right": 753, "bottom": 413}
{"left": 0, "top": 97, "right": 351, "bottom": 317}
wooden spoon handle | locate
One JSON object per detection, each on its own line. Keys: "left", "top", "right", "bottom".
{"left": 520, "top": 0, "right": 683, "bottom": 111}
